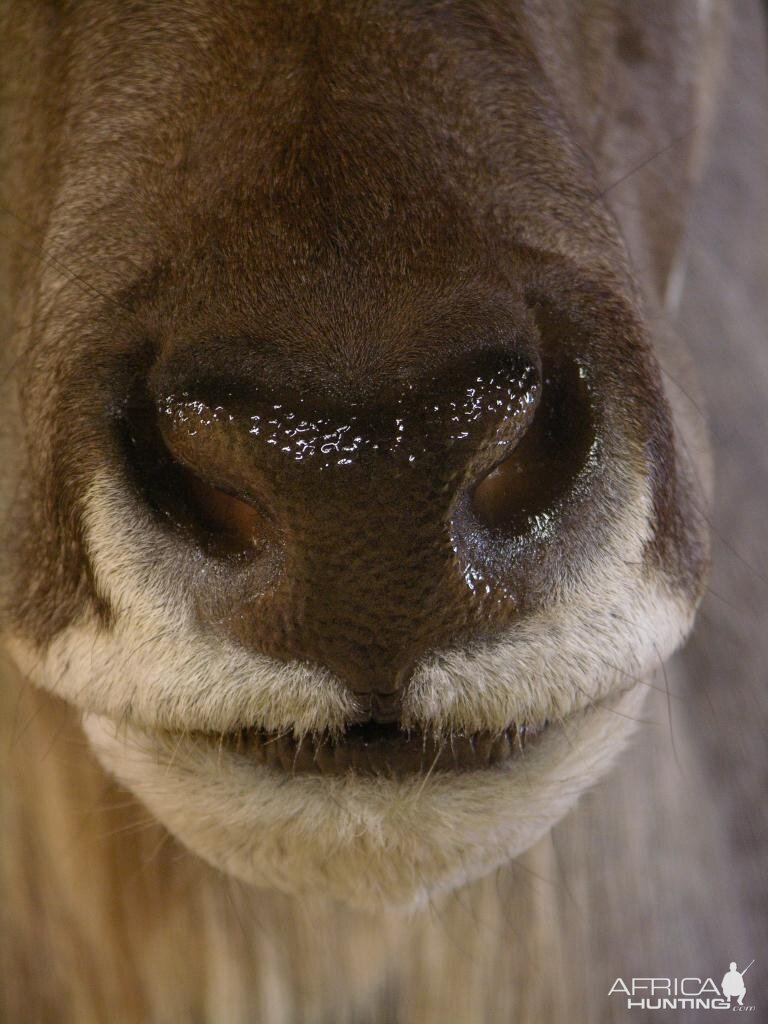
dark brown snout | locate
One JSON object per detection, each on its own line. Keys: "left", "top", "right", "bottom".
{"left": 126, "top": 305, "right": 599, "bottom": 718}
{"left": 2, "top": 0, "right": 708, "bottom": 749}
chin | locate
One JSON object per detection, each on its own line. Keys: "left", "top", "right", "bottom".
{"left": 83, "top": 683, "right": 646, "bottom": 911}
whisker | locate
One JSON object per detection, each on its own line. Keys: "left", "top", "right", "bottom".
{"left": 594, "top": 125, "right": 698, "bottom": 200}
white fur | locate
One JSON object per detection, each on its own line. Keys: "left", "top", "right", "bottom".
{"left": 8, "top": 462, "right": 690, "bottom": 738}
{"left": 84, "top": 684, "right": 648, "bottom": 910}
{"left": 6, "top": 457, "right": 695, "bottom": 908}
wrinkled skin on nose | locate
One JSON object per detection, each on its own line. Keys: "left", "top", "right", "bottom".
{"left": 151, "top": 343, "right": 541, "bottom": 712}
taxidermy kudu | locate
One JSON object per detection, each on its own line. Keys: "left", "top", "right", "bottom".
{"left": 1, "top": 1, "right": 766, "bottom": 1021}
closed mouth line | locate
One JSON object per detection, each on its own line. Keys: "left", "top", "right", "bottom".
{"left": 194, "top": 720, "right": 551, "bottom": 776}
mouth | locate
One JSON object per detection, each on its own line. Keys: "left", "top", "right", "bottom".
{"left": 190, "top": 719, "right": 551, "bottom": 776}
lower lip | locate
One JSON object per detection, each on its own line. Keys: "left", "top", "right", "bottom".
{"left": 200, "top": 721, "right": 550, "bottom": 776}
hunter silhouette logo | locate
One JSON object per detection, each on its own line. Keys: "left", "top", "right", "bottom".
{"left": 609, "top": 961, "right": 757, "bottom": 1012}
{"left": 722, "top": 961, "right": 754, "bottom": 1007}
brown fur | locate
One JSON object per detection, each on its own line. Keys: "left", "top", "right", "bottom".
{"left": 1, "top": 1, "right": 766, "bottom": 1021}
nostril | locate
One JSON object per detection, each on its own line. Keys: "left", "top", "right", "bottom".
{"left": 121, "top": 394, "right": 273, "bottom": 557}
{"left": 471, "top": 356, "right": 595, "bottom": 532}
{"left": 180, "top": 471, "right": 272, "bottom": 551}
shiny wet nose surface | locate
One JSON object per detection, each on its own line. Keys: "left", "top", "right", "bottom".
{"left": 126, "top": 335, "right": 597, "bottom": 710}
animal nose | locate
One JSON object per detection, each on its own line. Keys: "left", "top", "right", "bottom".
{"left": 129, "top": 332, "right": 594, "bottom": 711}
